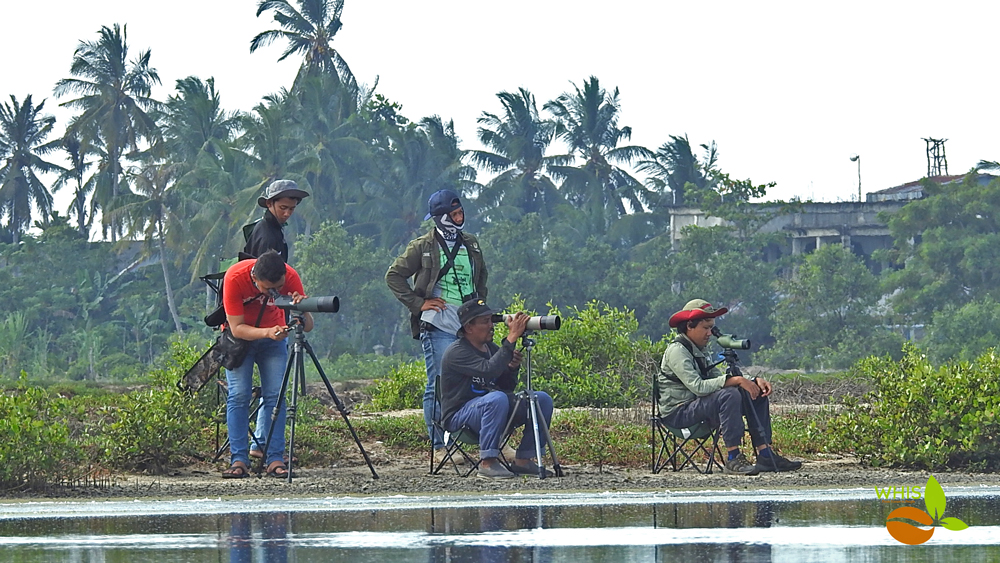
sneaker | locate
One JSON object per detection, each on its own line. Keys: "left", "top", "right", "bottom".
{"left": 724, "top": 452, "right": 760, "bottom": 475}
{"left": 477, "top": 461, "right": 516, "bottom": 479}
{"left": 756, "top": 451, "right": 802, "bottom": 472}
{"left": 510, "top": 460, "right": 555, "bottom": 477}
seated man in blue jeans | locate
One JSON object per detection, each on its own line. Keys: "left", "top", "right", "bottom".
{"left": 658, "top": 299, "right": 802, "bottom": 475}
{"left": 439, "top": 299, "right": 554, "bottom": 479}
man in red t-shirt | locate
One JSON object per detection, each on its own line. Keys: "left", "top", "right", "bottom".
{"left": 220, "top": 250, "right": 313, "bottom": 479}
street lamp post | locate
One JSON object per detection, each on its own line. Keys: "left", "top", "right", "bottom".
{"left": 849, "top": 154, "right": 861, "bottom": 202}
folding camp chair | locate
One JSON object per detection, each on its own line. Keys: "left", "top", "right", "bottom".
{"left": 212, "top": 384, "right": 265, "bottom": 462}
{"left": 429, "top": 374, "right": 515, "bottom": 477}
{"left": 651, "top": 380, "right": 725, "bottom": 474}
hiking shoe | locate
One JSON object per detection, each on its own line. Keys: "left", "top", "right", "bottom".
{"left": 477, "top": 462, "right": 516, "bottom": 479}
{"left": 756, "top": 451, "right": 802, "bottom": 472}
{"left": 509, "top": 460, "right": 555, "bottom": 477}
{"left": 724, "top": 452, "right": 760, "bottom": 475}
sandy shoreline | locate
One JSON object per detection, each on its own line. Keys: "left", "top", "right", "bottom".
{"left": 7, "top": 454, "right": 1000, "bottom": 503}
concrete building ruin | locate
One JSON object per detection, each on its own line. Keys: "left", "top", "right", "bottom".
{"left": 666, "top": 174, "right": 997, "bottom": 272}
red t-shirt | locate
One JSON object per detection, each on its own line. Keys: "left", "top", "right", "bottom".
{"left": 222, "top": 259, "right": 305, "bottom": 328}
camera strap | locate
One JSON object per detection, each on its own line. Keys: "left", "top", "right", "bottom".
{"left": 434, "top": 230, "right": 466, "bottom": 284}
{"left": 434, "top": 231, "right": 475, "bottom": 301}
{"left": 663, "top": 337, "right": 713, "bottom": 382}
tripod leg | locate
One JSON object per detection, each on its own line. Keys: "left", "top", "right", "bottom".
{"left": 526, "top": 391, "right": 546, "bottom": 478}
{"left": 260, "top": 341, "right": 296, "bottom": 477}
{"left": 498, "top": 393, "right": 525, "bottom": 465}
{"left": 739, "top": 387, "right": 777, "bottom": 471}
{"left": 282, "top": 342, "right": 305, "bottom": 483}
{"left": 303, "top": 341, "right": 379, "bottom": 479}
{"left": 525, "top": 390, "right": 563, "bottom": 478}
{"left": 535, "top": 397, "right": 563, "bottom": 477}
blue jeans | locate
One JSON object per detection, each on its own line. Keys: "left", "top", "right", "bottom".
{"left": 420, "top": 325, "right": 457, "bottom": 450}
{"left": 226, "top": 337, "right": 288, "bottom": 466}
{"left": 447, "top": 390, "right": 554, "bottom": 459}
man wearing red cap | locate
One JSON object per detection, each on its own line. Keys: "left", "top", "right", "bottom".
{"left": 658, "top": 299, "right": 801, "bottom": 475}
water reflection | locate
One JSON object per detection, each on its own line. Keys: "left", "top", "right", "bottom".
{"left": 427, "top": 505, "right": 549, "bottom": 563}
{"left": 0, "top": 490, "right": 999, "bottom": 562}
{"left": 651, "top": 501, "right": 776, "bottom": 563}
{"left": 229, "top": 512, "right": 289, "bottom": 563}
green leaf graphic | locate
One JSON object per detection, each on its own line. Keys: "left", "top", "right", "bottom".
{"left": 924, "top": 475, "right": 946, "bottom": 520}
{"left": 940, "top": 517, "right": 969, "bottom": 531}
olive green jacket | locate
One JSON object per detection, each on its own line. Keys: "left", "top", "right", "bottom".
{"left": 385, "top": 229, "right": 488, "bottom": 339}
{"left": 656, "top": 334, "right": 725, "bottom": 418}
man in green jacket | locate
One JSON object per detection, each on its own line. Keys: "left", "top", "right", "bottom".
{"left": 658, "top": 299, "right": 801, "bottom": 475}
{"left": 385, "top": 189, "right": 488, "bottom": 463}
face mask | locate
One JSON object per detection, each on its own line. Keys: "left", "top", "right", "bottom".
{"left": 433, "top": 209, "right": 464, "bottom": 241}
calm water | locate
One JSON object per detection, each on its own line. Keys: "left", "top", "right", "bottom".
{"left": 0, "top": 488, "right": 997, "bottom": 562}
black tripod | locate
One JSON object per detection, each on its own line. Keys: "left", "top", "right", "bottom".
{"left": 260, "top": 314, "right": 379, "bottom": 481}
{"left": 500, "top": 330, "right": 563, "bottom": 479}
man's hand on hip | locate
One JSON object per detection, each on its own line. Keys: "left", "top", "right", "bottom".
{"left": 421, "top": 297, "right": 447, "bottom": 312}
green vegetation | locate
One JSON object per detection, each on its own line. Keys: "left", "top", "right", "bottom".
{"left": 0, "top": 376, "right": 86, "bottom": 491}
{"left": 91, "top": 341, "right": 213, "bottom": 473}
{"left": 3, "top": 0, "right": 999, "bottom": 376}
{"left": 5, "top": 0, "right": 1000, "bottom": 487}
{"left": 758, "top": 244, "right": 905, "bottom": 370}
{"left": 829, "top": 345, "right": 1000, "bottom": 470}
{"left": 525, "top": 301, "right": 664, "bottom": 408}
{"left": 9, "top": 335, "right": 1000, "bottom": 492}
{"left": 366, "top": 360, "right": 424, "bottom": 411}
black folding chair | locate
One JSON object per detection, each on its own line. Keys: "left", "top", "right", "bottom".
{"left": 430, "top": 374, "right": 515, "bottom": 476}
{"left": 212, "top": 384, "right": 265, "bottom": 462}
{"left": 651, "top": 380, "right": 725, "bottom": 474}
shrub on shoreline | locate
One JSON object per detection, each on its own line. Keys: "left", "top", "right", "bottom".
{"left": 829, "top": 344, "right": 1000, "bottom": 470}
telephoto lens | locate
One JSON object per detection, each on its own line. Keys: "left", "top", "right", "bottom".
{"left": 498, "top": 314, "right": 561, "bottom": 331}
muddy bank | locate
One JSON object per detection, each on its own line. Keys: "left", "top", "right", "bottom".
{"left": 13, "top": 454, "right": 1000, "bottom": 502}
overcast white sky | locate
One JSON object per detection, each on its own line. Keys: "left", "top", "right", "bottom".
{"left": 3, "top": 0, "right": 998, "bottom": 213}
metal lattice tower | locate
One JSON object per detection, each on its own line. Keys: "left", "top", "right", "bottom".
{"left": 923, "top": 138, "right": 948, "bottom": 177}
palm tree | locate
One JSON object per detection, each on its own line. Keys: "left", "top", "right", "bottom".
{"left": 250, "top": 0, "right": 358, "bottom": 93}
{"left": 352, "top": 115, "right": 477, "bottom": 248}
{"left": 160, "top": 76, "right": 240, "bottom": 168}
{"left": 180, "top": 132, "right": 264, "bottom": 280}
{"left": 544, "top": 76, "right": 654, "bottom": 232}
{"left": 53, "top": 24, "right": 162, "bottom": 240}
{"left": 109, "top": 161, "right": 186, "bottom": 334}
{"left": 155, "top": 76, "right": 253, "bottom": 279}
{"left": 637, "top": 134, "right": 719, "bottom": 207}
{"left": 52, "top": 135, "right": 96, "bottom": 237}
{"left": 467, "top": 88, "right": 567, "bottom": 220}
{"left": 282, "top": 71, "right": 370, "bottom": 226}
{"left": 0, "top": 95, "right": 60, "bottom": 243}
{"left": 976, "top": 160, "right": 1000, "bottom": 173}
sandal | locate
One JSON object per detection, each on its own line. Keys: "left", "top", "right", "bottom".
{"left": 266, "top": 460, "right": 292, "bottom": 478}
{"left": 222, "top": 461, "right": 250, "bottom": 479}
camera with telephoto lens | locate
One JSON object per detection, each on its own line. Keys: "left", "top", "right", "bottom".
{"left": 268, "top": 289, "right": 340, "bottom": 313}
{"left": 490, "top": 313, "right": 561, "bottom": 331}
{"left": 711, "top": 325, "right": 750, "bottom": 349}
